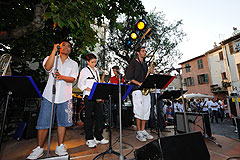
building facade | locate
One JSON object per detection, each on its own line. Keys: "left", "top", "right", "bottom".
{"left": 179, "top": 54, "right": 213, "bottom": 97}
{"left": 221, "top": 33, "right": 240, "bottom": 95}
{"left": 205, "top": 46, "right": 228, "bottom": 99}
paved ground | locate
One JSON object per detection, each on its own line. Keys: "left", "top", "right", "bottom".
{"left": 210, "top": 119, "right": 240, "bottom": 140}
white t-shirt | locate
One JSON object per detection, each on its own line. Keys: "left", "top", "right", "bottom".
{"left": 42, "top": 56, "right": 79, "bottom": 103}
{"left": 178, "top": 103, "right": 184, "bottom": 112}
{"left": 78, "top": 66, "right": 100, "bottom": 98}
{"left": 211, "top": 102, "right": 219, "bottom": 111}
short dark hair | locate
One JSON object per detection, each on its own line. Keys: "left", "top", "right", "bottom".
{"left": 136, "top": 46, "right": 146, "bottom": 52}
{"left": 86, "top": 53, "right": 97, "bottom": 61}
{"left": 61, "top": 40, "right": 72, "bottom": 48}
{"left": 112, "top": 66, "right": 120, "bottom": 70}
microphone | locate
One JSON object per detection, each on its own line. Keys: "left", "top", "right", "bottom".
{"left": 116, "top": 70, "right": 122, "bottom": 75}
{"left": 56, "top": 45, "right": 61, "bottom": 55}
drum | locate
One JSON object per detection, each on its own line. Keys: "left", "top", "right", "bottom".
{"left": 72, "top": 94, "right": 83, "bottom": 125}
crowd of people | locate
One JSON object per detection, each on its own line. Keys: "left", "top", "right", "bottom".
{"left": 162, "top": 98, "right": 230, "bottom": 124}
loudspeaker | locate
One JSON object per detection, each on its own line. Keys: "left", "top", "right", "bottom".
{"left": 236, "top": 117, "right": 240, "bottom": 140}
{"left": 14, "top": 121, "right": 27, "bottom": 140}
{"left": 227, "top": 97, "right": 240, "bottom": 117}
{"left": 23, "top": 111, "right": 39, "bottom": 139}
{"left": 122, "top": 106, "right": 133, "bottom": 128}
{"left": 175, "top": 112, "right": 212, "bottom": 137}
{"left": 135, "top": 131, "right": 210, "bottom": 160}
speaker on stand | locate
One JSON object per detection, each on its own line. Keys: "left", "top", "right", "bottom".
{"left": 23, "top": 111, "right": 39, "bottom": 139}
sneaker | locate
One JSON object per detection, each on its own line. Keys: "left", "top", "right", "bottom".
{"left": 55, "top": 144, "right": 68, "bottom": 156}
{"left": 136, "top": 131, "right": 147, "bottom": 142}
{"left": 86, "top": 139, "right": 96, "bottom": 148}
{"left": 142, "top": 130, "right": 154, "bottom": 139}
{"left": 26, "top": 146, "right": 43, "bottom": 160}
{"left": 94, "top": 137, "right": 109, "bottom": 144}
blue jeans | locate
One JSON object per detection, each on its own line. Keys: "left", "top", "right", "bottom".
{"left": 36, "top": 98, "right": 73, "bottom": 129}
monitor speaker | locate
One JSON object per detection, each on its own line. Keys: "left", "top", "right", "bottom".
{"left": 23, "top": 111, "right": 39, "bottom": 139}
{"left": 175, "top": 112, "right": 212, "bottom": 137}
{"left": 135, "top": 131, "right": 210, "bottom": 160}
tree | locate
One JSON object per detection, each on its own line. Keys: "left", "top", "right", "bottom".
{"left": 101, "top": 11, "right": 186, "bottom": 73}
{"left": 0, "top": 0, "right": 146, "bottom": 91}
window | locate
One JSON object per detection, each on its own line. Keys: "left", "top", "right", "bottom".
{"left": 229, "top": 43, "right": 234, "bottom": 54}
{"left": 237, "top": 63, "right": 240, "bottom": 80}
{"left": 221, "top": 72, "right": 227, "bottom": 80}
{"left": 197, "top": 74, "right": 209, "bottom": 84}
{"left": 234, "top": 40, "right": 240, "bottom": 53}
{"left": 219, "top": 52, "right": 223, "bottom": 60}
{"left": 184, "top": 77, "right": 194, "bottom": 86}
{"left": 185, "top": 64, "right": 190, "bottom": 72}
{"left": 197, "top": 59, "right": 203, "bottom": 69}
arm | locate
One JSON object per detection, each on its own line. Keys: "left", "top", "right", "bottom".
{"left": 78, "top": 68, "right": 91, "bottom": 91}
{"left": 44, "top": 44, "right": 59, "bottom": 71}
{"left": 55, "top": 70, "right": 75, "bottom": 83}
{"left": 54, "top": 61, "right": 79, "bottom": 83}
{"left": 130, "top": 79, "right": 142, "bottom": 86}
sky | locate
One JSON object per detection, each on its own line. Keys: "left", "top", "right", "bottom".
{"left": 142, "top": 0, "right": 240, "bottom": 64}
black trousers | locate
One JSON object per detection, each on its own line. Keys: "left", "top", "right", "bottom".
{"left": 149, "top": 93, "right": 166, "bottom": 131}
{"left": 211, "top": 110, "right": 218, "bottom": 123}
{"left": 84, "top": 96, "right": 104, "bottom": 141}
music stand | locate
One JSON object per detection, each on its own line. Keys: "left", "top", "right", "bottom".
{"left": 0, "top": 76, "right": 42, "bottom": 150}
{"left": 88, "top": 82, "right": 132, "bottom": 160}
{"left": 160, "top": 90, "right": 187, "bottom": 135}
{"left": 139, "top": 74, "right": 175, "bottom": 160}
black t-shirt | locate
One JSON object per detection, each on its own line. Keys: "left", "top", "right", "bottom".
{"left": 126, "top": 58, "right": 148, "bottom": 90}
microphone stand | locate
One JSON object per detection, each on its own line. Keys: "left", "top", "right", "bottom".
{"left": 46, "top": 46, "right": 60, "bottom": 158}
{"left": 118, "top": 73, "right": 124, "bottom": 160}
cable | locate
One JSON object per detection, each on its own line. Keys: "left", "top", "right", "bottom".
{"left": 122, "top": 141, "right": 134, "bottom": 157}
{"left": 226, "top": 157, "right": 240, "bottom": 160}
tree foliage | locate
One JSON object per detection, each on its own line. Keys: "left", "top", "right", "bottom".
{"left": 0, "top": 0, "right": 146, "bottom": 91}
{"left": 101, "top": 11, "right": 186, "bottom": 73}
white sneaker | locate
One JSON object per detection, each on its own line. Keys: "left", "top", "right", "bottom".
{"left": 142, "top": 130, "right": 154, "bottom": 139}
{"left": 94, "top": 138, "right": 109, "bottom": 144}
{"left": 26, "top": 146, "right": 43, "bottom": 159}
{"left": 55, "top": 144, "right": 68, "bottom": 156}
{"left": 86, "top": 139, "right": 96, "bottom": 148}
{"left": 136, "top": 131, "right": 147, "bottom": 142}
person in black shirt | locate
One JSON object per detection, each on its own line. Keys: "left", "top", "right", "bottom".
{"left": 126, "top": 46, "right": 153, "bottom": 142}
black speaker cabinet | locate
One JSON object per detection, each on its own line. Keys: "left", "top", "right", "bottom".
{"left": 135, "top": 131, "right": 210, "bottom": 160}
{"left": 227, "top": 96, "right": 240, "bottom": 117}
{"left": 175, "top": 112, "right": 212, "bottom": 137}
{"left": 236, "top": 117, "right": 240, "bottom": 140}
{"left": 23, "top": 111, "right": 39, "bottom": 139}
{"left": 122, "top": 106, "right": 133, "bottom": 128}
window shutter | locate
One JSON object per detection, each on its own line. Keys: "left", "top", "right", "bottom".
{"left": 229, "top": 43, "right": 234, "bottom": 54}
{"left": 184, "top": 78, "right": 187, "bottom": 86}
{"left": 191, "top": 77, "right": 194, "bottom": 86}
{"left": 197, "top": 75, "right": 200, "bottom": 84}
{"left": 205, "top": 74, "right": 209, "bottom": 83}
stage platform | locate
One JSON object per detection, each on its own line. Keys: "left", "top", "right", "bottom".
{"left": 0, "top": 125, "right": 240, "bottom": 160}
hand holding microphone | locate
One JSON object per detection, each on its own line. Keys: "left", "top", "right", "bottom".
{"left": 53, "top": 44, "right": 61, "bottom": 55}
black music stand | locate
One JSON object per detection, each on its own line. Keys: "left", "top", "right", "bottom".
{"left": 0, "top": 76, "right": 42, "bottom": 150}
{"left": 139, "top": 74, "right": 175, "bottom": 160}
{"left": 88, "top": 82, "right": 132, "bottom": 160}
{"left": 160, "top": 90, "right": 187, "bottom": 135}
